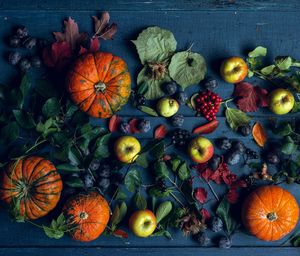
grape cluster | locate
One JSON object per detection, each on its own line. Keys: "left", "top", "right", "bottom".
{"left": 194, "top": 90, "right": 222, "bottom": 121}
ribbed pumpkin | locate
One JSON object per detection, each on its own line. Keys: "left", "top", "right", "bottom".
{"left": 242, "top": 185, "right": 299, "bottom": 241}
{"left": 0, "top": 156, "right": 63, "bottom": 220}
{"left": 67, "top": 52, "right": 131, "bottom": 118}
{"left": 63, "top": 191, "right": 110, "bottom": 242}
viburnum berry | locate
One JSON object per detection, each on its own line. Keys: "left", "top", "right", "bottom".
{"left": 194, "top": 90, "right": 222, "bottom": 121}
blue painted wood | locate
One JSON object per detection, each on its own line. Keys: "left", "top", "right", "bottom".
{"left": 0, "top": 1, "right": 299, "bottom": 255}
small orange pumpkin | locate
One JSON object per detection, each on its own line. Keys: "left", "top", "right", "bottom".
{"left": 0, "top": 156, "right": 63, "bottom": 220}
{"left": 67, "top": 52, "right": 131, "bottom": 118}
{"left": 242, "top": 185, "right": 299, "bottom": 241}
{"left": 63, "top": 191, "right": 110, "bottom": 242}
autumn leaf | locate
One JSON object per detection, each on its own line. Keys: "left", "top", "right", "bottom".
{"left": 252, "top": 122, "right": 267, "bottom": 147}
{"left": 113, "top": 229, "right": 128, "bottom": 239}
{"left": 78, "top": 37, "right": 100, "bottom": 55}
{"left": 233, "top": 82, "right": 269, "bottom": 112}
{"left": 154, "top": 125, "right": 167, "bottom": 139}
{"left": 109, "top": 115, "right": 121, "bottom": 132}
{"left": 200, "top": 208, "right": 211, "bottom": 223}
{"left": 92, "top": 11, "right": 118, "bottom": 40}
{"left": 192, "top": 120, "right": 219, "bottom": 135}
{"left": 194, "top": 187, "right": 208, "bottom": 204}
{"left": 129, "top": 118, "right": 140, "bottom": 134}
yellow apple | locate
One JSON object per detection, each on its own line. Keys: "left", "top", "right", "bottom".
{"left": 269, "top": 88, "right": 295, "bottom": 115}
{"left": 114, "top": 136, "right": 141, "bottom": 163}
{"left": 188, "top": 136, "right": 214, "bottom": 163}
{"left": 220, "top": 57, "right": 248, "bottom": 83}
{"left": 129, "top": 209, "right": 157, "bottom": 237}
{"left": 156, "top": 97, "right": 179, "bottom": 117}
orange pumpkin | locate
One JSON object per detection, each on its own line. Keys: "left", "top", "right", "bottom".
{"left": 63, "top": 191, "right": 110, "bottom": 242}
{"left": 0, "top": 156, "right": 63, "bottom": 220}
{"left": 242, "top": 185, "right": 299, "bottom": 241}
{"left": 67, "top": 52, "right": 131, "bottom": 118}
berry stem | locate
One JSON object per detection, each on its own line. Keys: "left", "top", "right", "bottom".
{"left": 169, "top": 191, "right": 185, "bottom": 207}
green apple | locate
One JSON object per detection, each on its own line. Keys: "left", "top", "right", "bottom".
{"left": 114, "top": 136, "right": 141, "bottom": 163}
{"left": 220, "top": 57, "right": 248, "bottom": 83}
{"left": 188, "top": 136, "right": 214, "bottom": 163}
{"left": 129, "top": 209, "right": 157, "bottom": 237}
{"left": 156, "top": 97, "right": 179, "bottom": 117}
{"left": 269, "top": 88, "right": 295, "bottom": 115}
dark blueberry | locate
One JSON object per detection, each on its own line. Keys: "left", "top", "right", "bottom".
{"left": 89, "top": 159, "right": 101, "bottom": 171}
{"left": 83, "top": 174, "right": 94, "bottom": 188}
{"left": 238, "top": 124, "right": 251, "bottom": 136}
{"left": 137, "top": 119, "right": 151, "bottom": 133}
{"left": 163, "top": 81, "right": 178, "bottom": 95}
{"left": 218, "top": 236, "right": 232, "bottom": 249}
{"left": 171, "top": 114, "right": 184, "bottom": 127}
{"left": 98, "top": 164, "right": 111, "bottom": 178}
{"left": 38, "top": 39, "right": 50, "bottom": 48}
{"left": 232, "top": 141, "right": 246, "bottom": 154}
{"left": 98, "top": 178, "right": 110, "bottom": 191}
{"left": 225, "top": 151, "right": 240, "bottom": 165}
{"left": 211, "top": 217, "right": 223, "bottom": 232}
{"left": 208, "top": 155, "right": 221, "bottom": 171}
{"left": 135, "top": 94, "right": 146, "bottom": 106}
{"left": 23, "top": 37, "right": 37, "bottom": 49}
{"left": 9, "top": 35, "right": 21, "bottom": 48}
{"left": 175, "top": 91, "right": 188, "bottom": 105}
{"left": 16, "top": 26, "right": 28, "bottom": 38}
{"left": 196, "top": 232, "right": 210, "bottom": 246}
{"left": 19, "top": 58, "right": 31, "bottom": 72}
{"left": 30, "top": 56, "right": 42, "bottom": 68}
{"left": 171, "top": 129, "right": 191, "bottom": 147}
{"left": 8, "top": 51, "right": 22, "bottom": 65}
{"left": 119, "top": 121, "right": 130, "bottom": 133}
{"left": 245, "top": 148, "right": 259, "bottom": 160}
{"left": 217, "top": 138, "right": 232, "bottom": 150}
{"left": 202, "top": 76, "right": 218, "bottom": 90}
{"left": 266, "top": 151, "right": 280, "bottom": 164}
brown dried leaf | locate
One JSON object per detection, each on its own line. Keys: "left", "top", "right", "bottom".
{"left": 92, "top": 12, "right": 117, "bottom": 40}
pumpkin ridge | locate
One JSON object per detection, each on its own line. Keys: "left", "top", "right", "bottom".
{"left": 70, "top": 89, "right": 95, "bottom": 105}
{"left": 33, "top": 178, "right": 62, "bottom": 188}
{"left": 105, "top": 69, "right": 128, "bottom": 84}
{"left": 3, "top": 168, "right": 18, "bottom": 184}
{"left": 25, "top": 199, "right": 38, "bottom": 219}
{"left": 34, "top": 191, "right": 61, "bottom": 196}
{"left": 26, "top": 158, "right": 45, "bottom": 183}
{"left": 31, "top": 170, "right": 60, "bottom": 186}
{"left": 101, "top": 91, "right": 115, "bottom": 112}
{"left": 91, "top": 54, "right": 100, "bottom": 82}
{"left": 28, "top": 196, "right": 47, "bottom": 214}
{"left": 275, "top": 194, "right": 294, "bottom": 214}
{"left": 101, "top": 55, "right": 116, "bottom": 83}
{"left": 88, "top": 93, "right": 113, "bottom": 117}
{"left": 94, "top": 52, "right": 114, "bottom": 82}
{"left": 103, "top": 91, "right": 122, "bottom": 112}
{"left": 72, "top": 70, "right": 95, "bottom": 85}
{"left": 254, "top": 192, "right": 271, "bottom": 213}
{"left": 80, "top": 93, "right": 97, "bottom": 112}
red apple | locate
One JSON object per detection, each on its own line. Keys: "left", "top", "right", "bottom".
{"left": 129, "top": 209, "right": 157, "bottom": 237}
{"left": 114, "top": 136, "right": 141, "bottom": 163}
{"left": 188, "top": 136, "right": 214, "bottom": 163}
{"left": 220, "top": 57, "right": 248, "bottom": 83}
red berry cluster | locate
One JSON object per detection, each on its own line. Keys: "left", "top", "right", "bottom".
{"left": 195, "top": 90, "right": 222, "bottom": 121}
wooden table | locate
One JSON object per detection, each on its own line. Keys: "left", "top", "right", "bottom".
{"left": 0, "top": 0, "right": 299, "bottom": 255}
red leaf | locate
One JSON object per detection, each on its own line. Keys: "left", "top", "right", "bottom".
{"left": 129, "top": 118, "right": 140, "bottom": 134}
{"left": 233, "top": 82, "right": 269, "bottom": 112}
{"left": 194, "top": 187, "right": 208, "bottom": 204}
{"left": 200, "top": 208, "right": 211, "bottom": 223}
{"left": 109, "top": 115, "right": 121, "bottom": 132}
{"left": 226, "top": 188, "right": 239, "bottom": 204}
{"left": 192, "top": 120, "right": 219, "bottom": 135}
{"left": 93, "top": 12, "right": 118, "bottom": 40}
{"left": 89, "top": 37, "right": 100, "bottom": 52}
{"left": 222, "top": 172, "right": 238, "bottom": 186}
{"left": 42, "top": 42, "right": 72, "bottom": 69}
{"left": 154, "top": 125, "right": 167, "bottom": 139}
{"left": 200, "top": 167, "right": 213, "bottom": 181}
{"left": 113, "top": 229, "right": 128, "bottom": 239}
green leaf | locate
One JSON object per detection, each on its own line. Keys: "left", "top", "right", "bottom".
{"left": 292, "top": 102, "right": 300, "bottom": 113}
{"left": 248, "top": 46, "right": 267, "bottom": 58}
{"left": 35, "top": 79, "right": 59, "bottom": 98}
{"left": 132, "top": 26, "right": 177, "bottom": 65}
{"left": 0, "top": 121, "right": 19, "bottom": 144}
{"left": 177, "top": 162, "right": 190, "bottom": 181}
{"left": 281, "top": 136, "right": 297, "bottom": 155}
{"left": 136, "top": 152, "right": 149, "bottom": 168}
{"left": 115, "top": 189, "right": 127, "bottom": 201}
{"left": 65, "top": 177, "right": 84, "bottom": 188}
{"left": 292, "top": 236, "right": 300, "bottom": 247}
{"left": 12, "top": 109, "right": 36, "bottom": 129}
{"left": 155, "top": 201, "right": 172, "bottom": 223}
{"left": 150, "top": 140, "right": 165, "bottom": 159}
{"left": 124, "top": 169, "right": 142, "bottom": 192}
{"left": 137, "top": 66, "right": 171, "bottom": 100}
{"left": 225, "top": 107, "right": 251, "bottom": 131}
{"left": 148, "top": 187, "right": 173, "bottom": 198}
{"left": 216, "top": 198, "right": 238, "bottom": 235}
{"left": 93, "top": 133, "right": 111, "bottom": 158}
{"left": 68, "top": 147, "right": 81, "bottom": 165}
{"left": 168, "top": 51, "right": 207, "bottom": 89}
{"left": 274, "top": 122, "right": 294, "bottom": 136}
{"left": 20, "top": 75, "right": 31, "bottom": 97}
{"left": 138, "top": 105, "right": 159, "bottom": 116}
{"left": 151, "top": 229, "right": 172, "bottom": 239}
{"left": 43, "top": 226, "right": 64, "bottom": 239}
{"left": 42, "top": 97, "right": 60, "bottom": 118}
{"left": 275, "top": 56, "right": 292, "bottom": 70}
{"left": 171, "top": 158, "right": 181, "bottom": 172}
{"left": 110, "top": 202, "right": 127, "bottom": 228}
{"left": 134, "top": 192, "right": 147, "bottom": 210}
{"left": 154, "top": 161, "right": 169, "bottom": 180}
{"left": 56, "top": 163, "right": 82, "bottom": 172}
{"left": 260, "top": 64, "right": 276, "bottom": 75}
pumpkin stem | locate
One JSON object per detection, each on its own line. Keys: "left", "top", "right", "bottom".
{"left": 79, "top": 211, "right": 89, "bottom": 220}
{"left": 95, "top": 81, "right": 106, "bottom": 92}
{"left": 267, "top": 212, "right": 278, "bottom": 221}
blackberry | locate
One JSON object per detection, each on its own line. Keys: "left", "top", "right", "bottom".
{"left": 23, "top": 37, "right": 37, "bottom": 49}
{"left": 245, "top": 175, "right": 257, "bottom": 187}
{"left": 208, "top": 155, "right": 221, "bottom": 171}
{"left": 163, "top": 81, "right": 177, "bottom": 95}
{"left": 238, "top": 124, "right": 251, "bottom": 136}
{"left": 119, "top": 121, "right": 130, "bottom": 133}
{"left": 211, "top": 217, "right": 223, "bottom": 232}
{"left": 202, "top": 76, "right": 218, "bottom": 90}
{"left": 9, "top": 35, "right": 21, "bottom": 48}
{"left": 16, "top": 26, "right": 28, "bottom": 39}
{"left": 196, "top": 232, "right": 210, "bottom": 246}
{"left": 232, "top": 141, "right": 246, "bottom": 154}
{"left": 83, "top": 174, "right": 94, "bottom": 188}
{"left": 19, "top": 58, "right": 31, "bottom": 72}
{"left": 175, "top": 91, "right": 188, "bottom": 105}
{"left": 137, "top": 119, "right": 151, "bottom": 133}
{"left": 218, "top": 236, "right": 232, "bottom": 249}
{"left": 30, "top": 56, "right": 42, "bottom": 68}
{"left": 225, "top": 151, "right": 241, "bottom": 165}
{"left": 171, "top": 129, "right": 191, "bottom": 147}
{"left": 245, "top": 148, "right": 259, "bottom": 160}
{"left": 97, "top": 178, "right": 110, "bottom": 191}
{"left": 135, "top": 94, "right": 146, "bottom": 106}
{"left": 8, "top": 51, "right": 22, "bottom": 65}
{"left": 170, "top": 114, "right": 184, "bottom": 127}
{"left": 89, "top": 159, "right": 101, "bottom": 171}
{"left": 97, "top": 164, "right": 111, "bottom": 178}
{"left": 217, "top": 138, "right": 232, "bottom": 150}
{"left": 266, "top": 151, "right": 280, "bottom": 164}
